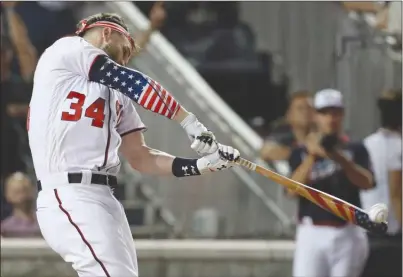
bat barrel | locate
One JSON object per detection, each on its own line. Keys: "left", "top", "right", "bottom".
{"left": 354, "top": 209, "right": 388, "bottom": 234}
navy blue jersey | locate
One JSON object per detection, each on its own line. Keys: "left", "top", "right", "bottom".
{"left": 289, "top": 141, "right": 372, "bottom": 223}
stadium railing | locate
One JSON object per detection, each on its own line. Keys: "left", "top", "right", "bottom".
{"left": 1, "top": 238, "right": 294, "bottom": 277}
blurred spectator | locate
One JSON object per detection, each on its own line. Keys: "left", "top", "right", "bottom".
{"left": 360, "top": 89, "right": 402, "bottom": 277}
{"left": 15, "top": 1, "right": 78, "bottom": 56}
{"left": 361, "top": 89, "right": 402, "bottom": 234}
{"left": 1, "top": 1, "right": 37, "bottom": 81}
{"left": 133, "top": 1, "right": 167, "bottom": 55}
{"left": 260, "top": 91, "right": 313, "bottom": 162}
{"left": 289, "top": 89, "right": 373, "bottom": 277}
{"left": 1, "top": 34, "right": 32, "bottom": 181}
{"left": 1, "top": 172, "right": 41, "bottom": 238}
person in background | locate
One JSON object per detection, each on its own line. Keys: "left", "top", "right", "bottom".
{"left": 1, "top": 172, "right": 41, "bottom": 238}
{"left": 360, "top": 89, "right": 402, "bottom": 277}
{"left": 1, "top": 1, "right": 37, "bottom": 81}
{"left": 1, "top": 34, "right": 32, "bottom": 181}
{"left": 260, "top": 91, "right": 313, "bottom": 162}
{"left": 289, "top": 89, "right": 374, "bottom": 277}
{"left": 134, "top": 1, "right": 166, "bottom": 54}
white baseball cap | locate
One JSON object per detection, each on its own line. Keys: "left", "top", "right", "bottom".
{"left": 314, "top": 89, "right": 344, "bottom": 110}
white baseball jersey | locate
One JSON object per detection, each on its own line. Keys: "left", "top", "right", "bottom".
{"left": 28, "top": 36, "right": 146, "bottom": 181}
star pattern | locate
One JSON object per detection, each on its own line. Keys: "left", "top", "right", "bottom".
{"left": 90, "top": 56, "right": 180, "bottom": 119}
{"left": 355, "top": 209, "right": 387, "bottom": 234}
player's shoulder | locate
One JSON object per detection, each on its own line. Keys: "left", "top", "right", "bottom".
{"left": 50, "top": 36, "right": 94, "bottom": 53}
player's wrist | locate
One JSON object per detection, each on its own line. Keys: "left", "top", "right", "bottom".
{"left": 172, "top": 157, "right": 204, "bottom": 177}
{"left": 179, "top": 112, "right": 197, "bottom": 128}
{"left": 173, "top": 107, "right": 190, "bottom": 123}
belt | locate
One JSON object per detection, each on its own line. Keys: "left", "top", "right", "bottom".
{"left": 37, "top": 173, "right": 118, "bottom": 192}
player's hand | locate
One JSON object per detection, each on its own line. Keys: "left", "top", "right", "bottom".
{"left": 180, "top": 113, "right": 218, "bottom": 155}
{"left": 197, "top": 144, "right": 240, "bottom": 173}
{"left": 305, "top": 133, "right": 326, "bottom": 157}
{"left": 149, "top": 2, "right": 166, "bottom": 30}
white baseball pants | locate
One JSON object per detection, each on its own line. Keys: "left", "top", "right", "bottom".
{"left": 36, "top": 182, "right": 138, "bottom": 277}
{"left": 293, "top": 219, "right": 369, "bottom": 277}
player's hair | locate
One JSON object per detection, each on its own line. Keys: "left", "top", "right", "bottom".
{"left": 378, "top": 89, "right": 402, "bottom": 130}
{"left": 76, "top": 13, "right": 129, "bottom": 37}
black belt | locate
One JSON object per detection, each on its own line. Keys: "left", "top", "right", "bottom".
{"left": 37, "top": 173, "right": 118, "bottom": 191}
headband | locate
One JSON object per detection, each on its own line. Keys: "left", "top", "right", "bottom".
{"left": 76, "top": 19, "right": 135, "bottom": 51}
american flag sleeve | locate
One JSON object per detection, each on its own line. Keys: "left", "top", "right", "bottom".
{"left": 89, "top": 55, "right": 181, "bottom": 119}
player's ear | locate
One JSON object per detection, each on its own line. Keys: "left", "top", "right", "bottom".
{"left": 101, "top": 27, "right": 113, "bottom": 43}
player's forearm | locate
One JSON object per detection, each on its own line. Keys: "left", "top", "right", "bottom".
{"left": 89, "top": 55, "right": 181, "bottom": 119}
{"left": 127, "top": 147, "right": 206, "bottom": 177}
{"left": 128, "top": 147, "right": 175, "bottom": 176}
{"left": 331, "top": 151, "right": 374, "bottom": 189}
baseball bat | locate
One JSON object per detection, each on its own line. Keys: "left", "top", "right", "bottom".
{"left": 235, "top": 158, "right": 388, "bottom": 234}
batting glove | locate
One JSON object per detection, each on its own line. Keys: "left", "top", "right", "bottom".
{"left": 196, "top": 144, "right": 240, "bottom": 173}
{"left": 180, "top": 113, "right": 218, "bottom": 155}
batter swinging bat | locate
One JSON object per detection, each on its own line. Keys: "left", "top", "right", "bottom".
{"left": 235, "top": 158, "right": 388, "bottom": 234}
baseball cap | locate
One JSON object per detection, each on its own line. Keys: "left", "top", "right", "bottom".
{"left": 314, "top": 89, "right": 344, "bottom": 110}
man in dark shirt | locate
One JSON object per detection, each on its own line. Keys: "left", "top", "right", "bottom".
{"left": 289, "top": 89, "right": 374, "bottom": 277}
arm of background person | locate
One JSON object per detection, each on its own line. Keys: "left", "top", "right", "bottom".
{"left": 330, "top": 143, "right": 374, "bottom": 190}
{"left": 260, "top": 140, "right": 291, "bottom": 161}
{"left": 341, "top": 1, "right": 379, "bottom": 13}
{"left": 389, "top": 170, "right": 402, "bottom": 226}
{"left": 287, "top": 148, "right": 314, "bottom": 197}
{"left": 132, "top": 1, "right": 166, "bottom": 56}
{"left": 3, "top": 2, "right": 37, "bottom": 81}
{"left": 387, "top": 139, "right": 402, "bottom": 226}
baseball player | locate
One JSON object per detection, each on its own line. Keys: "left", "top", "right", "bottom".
{"left": 28, "top": 13, "right": 240, "bottom": 277}
{"left": 289, "top": 89, "right": 373, "bottom": 277}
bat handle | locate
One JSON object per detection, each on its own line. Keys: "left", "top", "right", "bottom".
{"left": 236, "top": 158, "right": 257, "bottom": 171}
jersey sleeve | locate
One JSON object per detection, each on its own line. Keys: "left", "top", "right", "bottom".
{"left": 386, "top": 136, "right": 402, "bottom": 171}
{"left": 117, "top": 97, "right": 147, "bottom": 137}
{"left": 63, "top": 38, "right": 108, "bottom": 78}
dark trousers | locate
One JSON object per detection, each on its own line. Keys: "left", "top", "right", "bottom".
{"left": 361, "top": 232, "right": 402, "bottom": 277}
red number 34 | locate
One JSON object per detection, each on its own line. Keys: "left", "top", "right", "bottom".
{"left": 61, "top": 91, "right": 106, "bottom": 128}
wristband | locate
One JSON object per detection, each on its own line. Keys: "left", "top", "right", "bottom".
{"left": 172, "top": 157, "right": 201, "bottom": 177}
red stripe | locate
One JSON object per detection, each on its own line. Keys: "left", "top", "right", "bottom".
{"left": 139, "top": 83, "right": 153, "bottom": 106}
{"left": 170, "top": 98, "right": 178, "bottom": 118}
{"left": 160, "top": 94, "right": 171, "bottom": 116}
{"left": 146, "top": 82, "right": 161, "bottom": 109}
{"left": 307, "top": 189, "right": 332, "bottom": 212}
{"left": 54, "top": 189, "right": 111, "bottom": 277}
{"left": 333, "top": 201, "right": 349, "bottom": 220}
{"left": 153, "top": 88, "right": 167, "bottom": 113}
